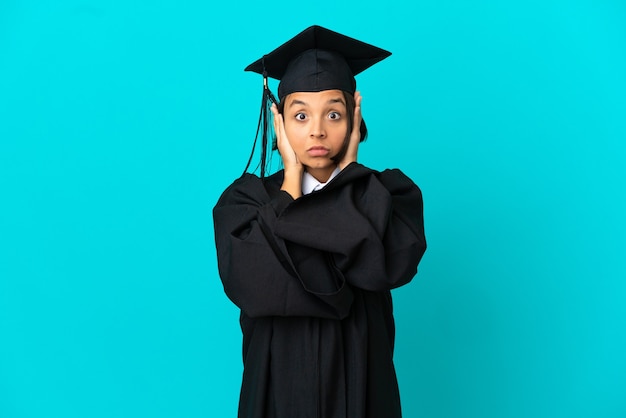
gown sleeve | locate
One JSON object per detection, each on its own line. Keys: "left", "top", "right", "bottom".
{"left": 213, "top": 174, "right": 355, "bottom": 319}
{"left": 273, "top": 163, "right": 427, "bottom": 291}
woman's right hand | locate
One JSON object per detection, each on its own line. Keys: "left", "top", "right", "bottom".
{"left": 271, "top": 104, "right": 300, "bottom": 170}
{"left": 271, "top": 104, "right": 303, "bottom": 199}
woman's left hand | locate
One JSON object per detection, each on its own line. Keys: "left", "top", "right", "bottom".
{"left": 338, "top": 91, "right": 362, "bottom": 170}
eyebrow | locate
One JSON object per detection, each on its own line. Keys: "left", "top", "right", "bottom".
{"left": 288, "top": 97, "right": 346, "bottom": 107}
{"left": 289, "top": 99, "right": 307, "bottom": 107}
{"left": 328, "top": 98, "right": 346, "bottom": 105}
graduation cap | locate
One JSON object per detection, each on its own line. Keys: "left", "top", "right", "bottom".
{"left": 242, "top": 25, "right": 391, "bottom": 177}
{"left": 245, "top": 25, "right": 391, "bottom": 99}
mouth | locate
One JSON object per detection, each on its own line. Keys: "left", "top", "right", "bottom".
{"left": 307, "top": 146, "right": 330, "bottom": 157}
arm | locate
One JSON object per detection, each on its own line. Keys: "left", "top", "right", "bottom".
{"left": 273, "top": 165, "right": 426, "bottom": 291}
{"left": 213, "top": 175, "right": 354, "bottom": 319}
{"left": 351, "top": 168, "right": 427, "bottom": 290}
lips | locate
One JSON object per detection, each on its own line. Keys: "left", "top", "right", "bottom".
{"left": 307, "top": 146, "right": 330, "bottom": 157}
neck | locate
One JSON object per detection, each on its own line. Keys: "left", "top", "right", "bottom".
{"left": 306, "top": 165, "right": 337, "bottom": 183}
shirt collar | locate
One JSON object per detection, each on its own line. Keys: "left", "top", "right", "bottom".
{"left": 302, "top": 167, "right": 341, "bottom": 195}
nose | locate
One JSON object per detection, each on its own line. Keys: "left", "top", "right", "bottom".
{"left": 310, "top": 118, "right": 326, "bottom": 139}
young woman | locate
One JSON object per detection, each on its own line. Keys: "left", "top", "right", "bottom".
{"left": 213, "top": 26, "right": 427, "bottom": 418}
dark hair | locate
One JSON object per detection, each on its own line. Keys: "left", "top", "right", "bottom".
{"left": 275, "top": 90, "right": 368, "bottom": 162}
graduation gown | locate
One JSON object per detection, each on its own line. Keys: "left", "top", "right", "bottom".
{"left": 213, "top": 163, "right": 426, "bottom": 418}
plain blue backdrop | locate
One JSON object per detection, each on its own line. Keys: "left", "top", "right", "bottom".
{"left": 1, "top": 1, "right": 625, "bottom": 417}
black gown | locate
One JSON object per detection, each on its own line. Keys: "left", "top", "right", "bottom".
{"left": 213, "top": 163, "right": 426, "bottom": 418}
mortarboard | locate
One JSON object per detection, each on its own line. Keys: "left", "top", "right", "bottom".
{"left": 245, "top": 25, "right": 391, "bottom": 99}
{"left": 242, "top": 26, "right": 391, "bottom": 177}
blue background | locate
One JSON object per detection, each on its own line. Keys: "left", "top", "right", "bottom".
{"left": 1, "top": 1, "right": 625, "bottom": 417}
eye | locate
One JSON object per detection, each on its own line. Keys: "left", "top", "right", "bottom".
{"left": 328, "top": 111, "right": 341, "bottom": 120}
{"left": 295, "top": 112, "right": 307, "bottom": 121}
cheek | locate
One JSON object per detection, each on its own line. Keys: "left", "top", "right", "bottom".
{"left": 283, "top": 122, "right": 306, "bottom": 150}
{"left": 330, "top": 122, "right": 349, "bottom": 142}
{"left": 283, "top": 121, "right": 301, "bottom": 140}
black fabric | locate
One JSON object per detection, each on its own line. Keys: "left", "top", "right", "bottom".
{"left": 244, "top": 25, "right": 391, "bottom": 98}
{"left": 213, "top": 163, "right": 426, "bottom": 418}
{"left": 276, "top": 49, "right": 356, "bottom": 99}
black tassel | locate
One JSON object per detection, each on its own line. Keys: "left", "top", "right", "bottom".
{"left": 242, "top": 63, "right": 278, "bottom": 179}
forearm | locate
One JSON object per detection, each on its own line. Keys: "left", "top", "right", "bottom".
{"left": 280, "top": 166, "right": 303, "bottom": 199}
{"left": 214, "top": 184, "right": 353, "bottom": 319}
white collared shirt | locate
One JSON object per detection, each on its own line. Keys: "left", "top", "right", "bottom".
{"left": 301, "top": 167, "right": 341, "bottom": 195}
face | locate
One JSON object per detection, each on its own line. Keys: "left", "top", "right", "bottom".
{"left": 282, "top": 90, "right": 349, "bottom": 182}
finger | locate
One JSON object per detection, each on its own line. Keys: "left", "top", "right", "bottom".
{"left": 276, "top": 116, "right": 284, "bottom": 151}
{"left": 271, "top": 104, "right": 279, "bottom": 135}
{"left": 272, "top": 105, "right": 285, "bottom": 152}
{"left": 280, "top": 116, "right": 297, "bottom": 162}
{"left": 352, "top": 91, "right": 362, "bottom": 139}
{"left": 277, "top": 114, "right": 285, "bottom": 144}
{"left": 276, "top": 114, "right": 289, "bottom": 155}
